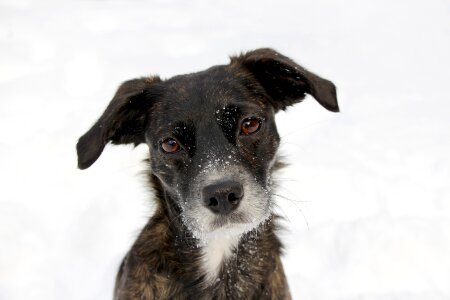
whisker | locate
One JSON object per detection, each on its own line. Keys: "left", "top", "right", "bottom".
{"left": 272, "top": 193, "right": 311, "bottom": 203}
{"left": 272, "top": 178, "right": 298, "bottom": 182}
{"left": 272, "top": 202, "right": 291, "bottom": 223}
{"left": 272, "top": 194, "right": 310, "bottom": 230}
{"left": 272, "top": 184, "right": 310, "bottom": 202}
{"left": 167, "top": 212, "right": 183, "bottom": 229}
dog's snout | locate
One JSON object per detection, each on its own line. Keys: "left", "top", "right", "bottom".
{"left": 202, "top": 180, "right": 243, "bottom": 214}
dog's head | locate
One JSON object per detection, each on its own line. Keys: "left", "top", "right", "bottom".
{"left": 77, "top": 48, "right": 338, "bottom": 240}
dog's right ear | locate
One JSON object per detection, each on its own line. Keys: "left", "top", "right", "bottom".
{"left": 76, "top": 76, "right": 161, "bottom": 170}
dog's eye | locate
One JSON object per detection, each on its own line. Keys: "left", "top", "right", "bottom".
{"left": 241, "top": 117, "right": 262, "bottom": 135}
{"left": 161, "top": 138, "right": 181, "bottom": 153}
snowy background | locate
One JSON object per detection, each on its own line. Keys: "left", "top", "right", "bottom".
{"left": 1, "top": 0, "right": 449, "bottom": 299}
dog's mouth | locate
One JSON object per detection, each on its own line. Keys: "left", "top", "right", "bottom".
{"left": 210, "top": 210, "right": 249, "bottom": 229}
{"left": 186, "top": 215, "right": 270, "bottom": 244}
{"left": 211, "top": 210, "right": 269, "bottom": 232}
{"left": 208, "top": 210, "right": 270, "bottom": 239}
{"left": 182, "top": 192, "right": 271, "bottom": 240}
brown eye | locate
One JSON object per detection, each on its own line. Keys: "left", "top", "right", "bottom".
{"left": 161, "top": 138, "right": 181, "bottom": 153}
{"left": 241, "top": 117, "right": 262, "bottom": 135}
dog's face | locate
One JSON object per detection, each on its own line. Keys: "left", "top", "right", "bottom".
{"left": 77, "top": 48, "right": 338, "bottom": 239}
{"left": 147, "top": 68, "right": 280, "bottom": 238}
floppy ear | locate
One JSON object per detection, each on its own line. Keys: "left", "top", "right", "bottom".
{"left": 76, "top": 76, "right": 161, "bottom": 170}
{"left": 230, "top": 48, "right": 339, "bottom": 112}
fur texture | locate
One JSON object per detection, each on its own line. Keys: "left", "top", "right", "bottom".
{"left": 77, "top": 48, "right": 338, "bottom": 299}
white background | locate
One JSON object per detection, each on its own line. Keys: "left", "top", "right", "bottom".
{"left": 1, "top": 0, "right": 449, "bottom": 299}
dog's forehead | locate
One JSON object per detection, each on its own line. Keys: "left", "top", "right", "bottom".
{"left": 155, "top": 66, "right": 263, "bottom": 118}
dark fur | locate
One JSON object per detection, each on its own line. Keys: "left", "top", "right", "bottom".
{"left": 77, "top": 48, "right": 338, "bottom": 299}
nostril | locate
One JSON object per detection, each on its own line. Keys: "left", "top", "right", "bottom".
{"left": 209, "top": 197, "right": 218, "bottom": 207}
{"left": 228, "top": 193, "right": 240, "bottom": 204}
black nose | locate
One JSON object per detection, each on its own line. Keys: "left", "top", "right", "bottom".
{"left": 202, "top": 180, "right": 244, "bottom": 214}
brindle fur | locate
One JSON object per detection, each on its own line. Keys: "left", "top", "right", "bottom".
{"left": 114, "top": 175, "right": 290, "bottom": 300}
{"left": 77, "top": 48, "right": 338, "bottom": 300}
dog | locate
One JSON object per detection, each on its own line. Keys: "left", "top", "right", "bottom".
{"left": 77, "top": 48, "right": 338, "bottom": 299}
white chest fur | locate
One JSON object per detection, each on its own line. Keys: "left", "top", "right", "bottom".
{"left": 200, "top": 235, "right": 239, "bottom": 282}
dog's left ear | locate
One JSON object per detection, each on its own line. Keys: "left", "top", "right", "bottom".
{"left": 230, "top": 48, "right": 339, "bottom": 112}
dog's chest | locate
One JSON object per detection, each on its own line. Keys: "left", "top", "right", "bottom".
{"left": 200, "top": 235, "right": 239, "bottom": 282}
